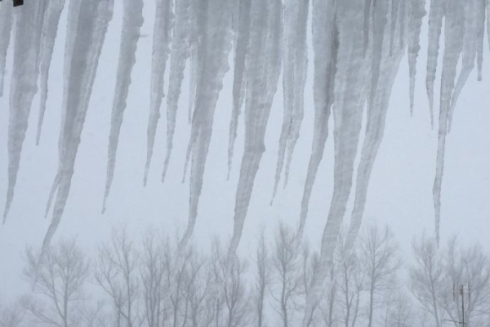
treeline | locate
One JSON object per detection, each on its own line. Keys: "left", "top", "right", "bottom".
{"left": 1, "top": 224, "right": 490, "bottom": 327}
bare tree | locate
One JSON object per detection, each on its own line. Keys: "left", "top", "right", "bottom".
{"left": 380, "top": 286, "right": 413, "bottom": 327}
{"left": 0, "top": 301, "right": 24, "bottom": 327}
{"left": 21, "top": 239, "right": 89, "bottom": 327}
{"left": 168, "top": 244, "right": 196, "bottom": 327}
{"left": 223, "top": 257, "right": 251, "bottom": 327}
{"left": 409, "top": 235, "right": 445, "bottom": 327}
{"left": 252, "top": 232, "right": 270, "bottom": 327}
{"left": 183, "top": 251, "right": 211, "bottom": 327}
{"left": 359, "top": 225, "right": 401, "bottom": 327}
{"left": 94, "top": 227, "right": 142, "bottom": 327}
{"left": 318, "top": 265, "right": 338, "bottom": 327}
{"left": 207, "top": 240, "right": 251, "bottom": 327}
{"left": 300, "top": 242, "right": 320, "bottom": 327}
{"left": 140, "top": 231, "right": 173, "bottom": 327}
{"left": 335, "top": 231, "right": 363, "bottom": 327}
{"left": 439, "top": 237, "right": 490, "bottom": 327}
{"left": 271, "top": 224, "right": 302, "bottom": 327}
{"left": 78, "top": 301, "right": 108, "bottom": 327}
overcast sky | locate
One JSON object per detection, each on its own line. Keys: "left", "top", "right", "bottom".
{"left": 2, "top": 2, "right": 490, "bottom": 301}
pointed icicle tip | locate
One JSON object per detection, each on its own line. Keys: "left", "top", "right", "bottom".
{"left": 3, "top": 197, "right": 12, "bottom": 224}
{"left": 101, "top": 198, "right": 107, "bottom": 214}
{"left": 143, "top": 166, "right": 149, "bottom": 187}
{"left": 2, "top": 210, "right": 9, "bottom": 225}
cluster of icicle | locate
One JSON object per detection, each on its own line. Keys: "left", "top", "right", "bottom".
{"left": 0, "top": 0, "right": 487, "bottom": 323}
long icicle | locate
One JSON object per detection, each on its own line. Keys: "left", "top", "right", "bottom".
{"left": 3, "top": 0, "right": 47, "bottom": 222}
{"left": 345, "top": 0, "right": 407, "bottom": 256}
{"left": 163, "top": 0, "right": 192, "bottom": 182}
{"left": 407, "top": 0, "right": 426, "bottom": 113}
{"left": 297, "top": 0, "right": 337, "bottom": 238}
{"left": 272, "top": 0, "right": 296, "bottom": 201}
{"left": 433, "top": 0, "right": 464, "bottom": 246}
{"left": 179, "top": 0, "right": 233, "bottom": 250}
{"left": 36, "top": 0, "right": 66, "bottom": 145}
{"left": 426, "top": 0, "right": 446, "bottom": 127}
{"left": 476, "top": 0, "right": 486, "bottom": 81}
{"left": 0, "top": 1, "right": 12, "bottom": 97}
{"left": 102, "top": 0, "right": 144, "bottom": 212}
{"left": 283, "top": 0, "right": 310, "bottom": 188}
{"left": 42, "top": 0, "right": 113, "bottom": 251}
{"left": 144, "top": 0, "right": 174, "bottom": 186}
{"left": 229, "top": 0, "right": 283, "bottom": 256}
{"left": 448, "top": 0, "right": 479, "bottom": 132}
{"left": 227, "top": 0, "right": 252, "bottom": 179}
{"left": 303, "top": 0, "right": 370, "bottom": 323}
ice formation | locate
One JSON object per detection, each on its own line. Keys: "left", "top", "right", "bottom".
{"left": 227, "top": 0, "right": 251, "bottom": 179}
{"left": 36, "top": 0, "right": 65, "bottom": 145}
{"left": 272, "top": 0, "right": 309, "bottom": 199}
{"left": 0, "top": 1, "right": 12, "bottom": 97}
{"left": 179, "top": 0, "right": 233, "bottom": 250}
{"left": 163, "top": 0, "right": 191, "bottom": 182}
{"left": 3, "top": 0, "right": 47, "bottom": 222}
{"left": 144, "top": 0, "right": 173, "bottom": 186}
{"left": 407, "top": 0, "right": 426, "bottom": 113}
{"left": 42, "top": 0, "right": 113, "bottom": 250}
{"left": 1, "top": 0, "right": 488, "bottom": 320}
{"left": 103, "top": 0, "right": 144, "bottom": 212}
{"left": 298, "top": 0, "right": 336, "bottom": 238}
{"left": 229, "top": 0, "right": 283, "bottom": 256}
{"left": 302, "top": 0, "right": 371, "bottom": 322}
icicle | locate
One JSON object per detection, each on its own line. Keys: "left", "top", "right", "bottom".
{"left": 345, "top": 0, "right": 407, "bottom": 258}
{"left": 298, "top": 0, "right": 337, "bottom": 238}
{"left": 144, "top": 0, "right": 174, "bottom": 186}
{"left": 303, "top": 0, "right": 370, "bottom": 324}
{"left": 179, "top": 0, "right": 233, "bottom": 250}
{"left": 433, "top": 0, "right": 464, "bottom": 246}
{"left": 163, "top": 0, "right": 191, "bottom": 182}
{"left": 398, "top": 0, "right": 406, "bottom": 49}
{"left": 3, "top": 1, "right": 47, "bottom": 222}
{"left": 448, "top": 0, "right": 478, "bottom": 132}
{"left": 42, "top": 0, "right": 113, "bottom": 251}
{"left": 187, "top": 2, "right": 198, "bottom": 124}
{"left": 102, "top": 0, "right": 144, "bottom": 212}
{"left": 364, "top": 0, "right": 373, "bottom": 53}
{"left": 407, "top": 0, "right": 426, "bottom": 113}
{"left": 390, "top": 0, "right": 399, "bottom": 53}
{"left": 272, "top": 0, "right": 309, "bottom": 200}
{"left": 44, "top": 172, "right": 60, "bottom": 218}
{"left": 272, "top": 0, "right": 296, "bottom": 201}
{"left": 227, "top": 0, "right": 252, "bottom": 179}
{"left": 283, "top": 0, "right": 309, "bottom": 188}
{"left": 487, "top": 0, "right": 490, "bottom": 56}
{"left": 476, "top": 0, "right": 485, "bottom": 81}
{"left": 36, "top": 0, "right": 66, "bottom": 145}
{"left": 0, "top": 1, "right": 12, "bottom": 97}
{"left": 187, "top": 42, "right": 197, "bottom": 124}
{"left": 229, "top": 0, "right": 282, "bottom": 256}
{"left": 426, "top": 0, "right": 446, "bottom": 127}
{"left": 369, "top": 0, "right": 389, "bottom": 115}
